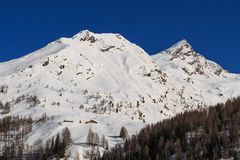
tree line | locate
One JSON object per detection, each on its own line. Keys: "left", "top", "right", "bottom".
{"left": 101, "top": 97, "right": 240, "bottom": 160}
{"left": 0, "top": 114, "right": 72, "bottom": 160}
{"left": 28, "top": 127, "right": 72, "bottom": 159}
{"left": 0, "top": 116, "right": 33, "bottom": 159}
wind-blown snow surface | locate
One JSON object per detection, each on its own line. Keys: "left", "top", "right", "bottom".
{"left": 0, "top": 30, "right": 239, "bottom": 159}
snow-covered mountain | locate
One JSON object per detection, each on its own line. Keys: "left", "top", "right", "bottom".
{"left": 152, "top": 39, "right": 240, "bottom": 106}
{"left": 0, "top": 30, "right": 239, "bottom": 159}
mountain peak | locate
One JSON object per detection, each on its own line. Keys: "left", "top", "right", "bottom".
{"left": 72, "top": 30, "right": 98, "bottom": 42}
{"left": 154, "top": 39, "right": 227, "bottom": 77}
{"left": 74, "top": 29, "right": 94, "bottom": 37}
{"left": 71, "top": 30, "right": 128, "bottom": 47}
{"left": 166, "top": 39, "right": 196, "bottom": 57}
{"left": 171, "top": 39, "right": 191, "bottom": 48}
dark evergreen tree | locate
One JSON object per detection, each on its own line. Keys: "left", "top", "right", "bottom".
{"left": 120, "top": 126, "right": 129, "bottom": 140}
{"left": 87, "top": 128, "right": 94, "bottom": 146}
{"left": 55, "top": 133, "right": 60, "bottom": 155}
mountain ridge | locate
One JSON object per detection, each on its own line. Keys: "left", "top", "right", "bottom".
{"left": 0, "top": 30, "right": 239, "bottom": 159}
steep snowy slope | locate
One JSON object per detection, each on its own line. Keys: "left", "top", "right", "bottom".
{"left": 0, "top": 30, "right": 185, "bottom": 120}
{"left": 0, "top": 31, "right": 239, "bottom": 159}
{"left": 0, "top": 30, "right": 191, "bottom": 159}
{"left": 152, "top": 39, "right": 240, "bottom": 106}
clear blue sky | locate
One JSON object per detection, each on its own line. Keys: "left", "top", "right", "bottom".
{"left": 0, "top": 0, "right": 240, "bottom": 73}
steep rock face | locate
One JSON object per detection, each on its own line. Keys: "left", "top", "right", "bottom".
{"left": 0, "top": 31, "right": 239, "bottom": 159}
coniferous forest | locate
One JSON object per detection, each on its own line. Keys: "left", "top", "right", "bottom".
{"left": 0, "top": 115, "right": 71, "bottom": 160}
{"left": 101, "top": 97, "right": 240, "bottom": 160}
{"left": 1, "top": 97, "right": 240, "bottom": 159}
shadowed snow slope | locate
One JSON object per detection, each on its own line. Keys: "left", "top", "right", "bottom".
{"left": 0, "top": 31, "right": 239, "bottom": 159}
